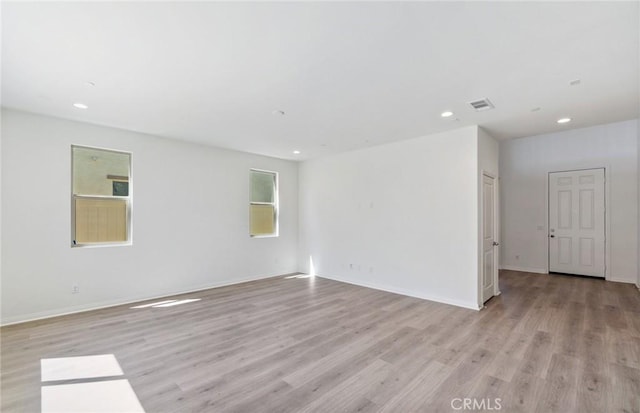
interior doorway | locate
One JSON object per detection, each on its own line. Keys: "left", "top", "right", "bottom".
{"left": 482, "top": 173, "right": 499, "bottom": 303}
{"left": 548, "top": 168, "right": 605, "bottom": 277}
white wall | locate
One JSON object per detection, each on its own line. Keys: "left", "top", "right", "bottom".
{"left": 298, "top": 126, "right": 482, "bottom": 309}
{"left": 500, "top": 119, "right": 638, "bottom": 283}
{"left": 0, "top": 112, "right": 3, "bottom": 321}
{"left": 478, "top": 128, "right": 499, "bottom": 178}
{"left": 1, "top": 109, "right": 298, "bottom": 324}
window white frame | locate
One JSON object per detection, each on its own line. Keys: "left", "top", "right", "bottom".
{"left": 71, "top": 145, "right": 132, "bottom": 247}
{"left": 249, "top": 168, "right": 279, "bottom": 238}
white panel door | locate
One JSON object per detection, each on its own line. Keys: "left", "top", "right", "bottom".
{"left": 482, "top": 174, "right": 498, "bottom": 303}
{"left": 549, "top": 169, "right": 605, "bottom": 277}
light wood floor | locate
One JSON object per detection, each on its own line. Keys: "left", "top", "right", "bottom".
{"left": 2, "top": 271, "right": 639, "bottom": 413}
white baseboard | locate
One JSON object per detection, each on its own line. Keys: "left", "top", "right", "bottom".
{"left": 500, "top": 265, "right": 548, "bottom": 274}
{"left": 0, "top": 273, "right": 294, "bottom": 326}
{"left": 315, "top": 274, "right": 481, "bottom": 311}
{"left": 606, "top": 276, "right": 638, "bottom": 284}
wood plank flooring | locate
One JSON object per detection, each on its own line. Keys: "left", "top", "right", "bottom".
{"left": 2, "top": 270, "right": 639, "bottom": 412}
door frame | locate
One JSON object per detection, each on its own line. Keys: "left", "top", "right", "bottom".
{"left": 546, "top": 166, "right": 610, "bottom": 280}
{"left": 480, "top": 170, "right": 500, "bottom": 307}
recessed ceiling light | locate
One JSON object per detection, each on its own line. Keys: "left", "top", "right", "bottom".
{"left": 557, "top": 117, "right": 571, "bottom": 124}
{"left": 86, "top": 81, "right": 96, "bottom": 87}
{"left": 272, "top": 110, "right": 285, "bottom": 116}
{"left": 293, "top": 150, "right": 301, "bottom": 154}
{"left": 569, "top": 79, "right": 581, "bottom": 86}
{"left": 441, "top": 111, "right": 454, "bottom": 118}
{"left": 531, "top": 107, "right": 541, "bottom": 112}
{"left": 73, "top": 103, "right": 88, "bottom": 109}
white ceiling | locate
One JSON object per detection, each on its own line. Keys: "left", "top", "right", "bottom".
{"left": 2, "top": 2, "right": 638, "bottom": 160}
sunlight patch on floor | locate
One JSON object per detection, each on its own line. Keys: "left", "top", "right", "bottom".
{"left": 42, "top": 379, "right": 144, "bottom": 413}
{"left": 130, "top": 300, "right": 178, "bottom": 308}
{"left": 131, "top": 298, "right": 201, "bottom": 309}
{"left": 152, "top": 298, "right": 201, "bottom": 307}
{"left": 41, "top": 354, "right": 144, "bottom": 413}
{"left": 41, "top": 354, "right": 123, "bottom": 382}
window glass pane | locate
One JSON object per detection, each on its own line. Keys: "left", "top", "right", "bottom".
{"left": 250, "top": 204, "right": 275, "bottom": 236}
{"left": 75, "top": 198, "right": 127, "bottom": 243}
{"left": 250, "top": 170, "right": 274, "bottom": 203}
{"left": 73, "top": 147, "right": 130, "bottom": 196}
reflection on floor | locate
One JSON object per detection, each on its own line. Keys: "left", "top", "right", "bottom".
{"left": 40, "top": 354, "right": 144, "bottom": 413}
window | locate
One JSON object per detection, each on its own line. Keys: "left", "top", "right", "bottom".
{"left": 250, "top": 169, "right": 278, "bottom": 237}
{"left": 72, "top": 146, "right": 131, "bottom": 246}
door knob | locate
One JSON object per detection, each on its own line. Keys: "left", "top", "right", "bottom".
{"left": 493, "top": 241, "right": 499, "bottom": 246}
{"left": 550, "top": 235, "right": 555, "bottom": 238}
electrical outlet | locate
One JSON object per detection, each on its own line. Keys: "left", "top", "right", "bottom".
{"left": 72, "top": 284, "right": 80, "bottom": 294}
{"left": 515, "top": 255, "right": 520, "bottom": 261}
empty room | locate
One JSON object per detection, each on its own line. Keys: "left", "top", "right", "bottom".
{"left": 1, "top": 2, "right": 639, "bottom": 413}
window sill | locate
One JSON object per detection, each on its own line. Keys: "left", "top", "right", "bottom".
{"left": 71, "top": 242, "right": 133, "bottom": 249}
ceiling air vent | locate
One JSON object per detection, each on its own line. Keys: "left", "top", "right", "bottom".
{"left": 468, "top": 98, "right": 494, "bottom": 112}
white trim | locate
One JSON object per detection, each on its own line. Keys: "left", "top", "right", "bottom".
{"left": 494, "top": 176, "right": 501, "bottom": 297}
{"left": 0, "top": 273, "right": 296, "bottom": 326}
{"left": 607, "top": 276, "right": 638, "bottom": 284}
{"left": 500, "top": 265, "right": 548, "bottom": 274}
{"left": 316, "top": 274, "right": 481, "bottom": 311}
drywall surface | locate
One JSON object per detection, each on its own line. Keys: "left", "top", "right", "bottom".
{"left": 500, "top": 119, "right": 638, "bottom": 283}
{"left": 478, "top": 128, "right": 499, "bottom": 179}
{"left": 1, "top": 109, "right": 298, "bottom": 324}
{"left": 298, "top": 126, "right": 481, "bottom": 309}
